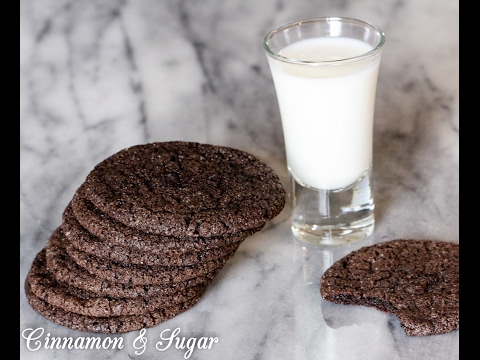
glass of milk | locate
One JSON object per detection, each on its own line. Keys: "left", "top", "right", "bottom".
{"left": 263, "top": 17, "right": 385, "bottom": 247}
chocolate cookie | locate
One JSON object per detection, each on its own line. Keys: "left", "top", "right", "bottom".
{"left": 25, "top": 279, "right": 201, "bottom": 334}
{"left": 81, "top": 141, "right": 286, "bottom": 237}
{"left": 320, "top": 239, "right": 459, "bottom": 336}
{"left": 71, "top": 185, "right": 263, "bottom": 251}
{"left": 46, "top": 227, "right": 223, "bottom": 298}
{"left": 63, "top": 202, "right": 246, "bottom": 266}
{"left": 64, "top": 233, "right": 238, "bottom": 286}
{"left": 28, "top": 248, "right": 210, "bottom": 317}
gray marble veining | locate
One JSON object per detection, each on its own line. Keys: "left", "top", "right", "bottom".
{"left": 20, "top": 1, "right": 459, "bottom": 359}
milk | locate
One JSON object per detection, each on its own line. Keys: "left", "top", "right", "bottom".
{"left": 268, "top": 37, "right": 381, "bottom": 190}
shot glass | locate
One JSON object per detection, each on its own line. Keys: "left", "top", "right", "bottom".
{"left": 263, "top": 17, "right": 385, "bottom": 246}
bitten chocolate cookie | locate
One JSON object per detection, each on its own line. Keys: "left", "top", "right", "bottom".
{"left": 71, "top": 185, "right": 263, "bottom": 252}
{"left": 46, "top": 227, "right": 223, "bottom": 298}
{"left": 63, "top": 203, "right": 243, "bottom": 266}
{"left": 25, "top": 279, "right": 201, "bottom": 334}
{"left": 81, "top": 141, "right": 286, "bottom": 237}
{"left": 27, "top": 248, "right": 209, "bottom": 317}
{"left": 320, "top": 239, "right": 459, "bottom": 336}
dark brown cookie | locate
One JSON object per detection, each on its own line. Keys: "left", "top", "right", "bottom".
{"left": 28, "top": 248, "right": 210, "bottom": 317}
{"left": 320, "top": 239, "right": 459, "bottom": 336}
{"left": 81, "top": 141, "right": 285, "bottom": 237}
{"left": 64, "top": 233, "right": 238, "bottom": 286}
{"left": 71, "top": 185, "right": 264, "bottom": 252}
{"left": 25, "top": 278, "right": 201, "bottom": 334}
{"left": 63, "top": 202, "right": 246, "bottom": 266}
{"left": 46, "top": 227, "right": 223, "bottom": 298}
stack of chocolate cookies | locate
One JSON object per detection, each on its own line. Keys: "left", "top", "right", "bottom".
{"left": 25, "top": 141, "right": 286, "bottom": 333}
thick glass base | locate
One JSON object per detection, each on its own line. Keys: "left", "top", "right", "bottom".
{"left": 290, "top": 168, "right": 375, "bottom": 247}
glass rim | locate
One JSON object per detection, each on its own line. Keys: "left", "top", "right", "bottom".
{"left": 263, "top": 17, "right": 386, "bottom": 65}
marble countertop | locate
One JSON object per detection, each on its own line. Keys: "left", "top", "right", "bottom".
{"left": 20, "top": 0, "right": 459, "bottom": 359}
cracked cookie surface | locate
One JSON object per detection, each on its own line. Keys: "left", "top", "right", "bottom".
{"left": 81, "top": 141, "right": 285, "bottom": 237}
{"left": 320, "top": 239, "right": 459, "bottom": 336}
